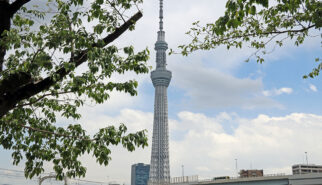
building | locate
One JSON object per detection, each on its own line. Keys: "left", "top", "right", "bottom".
{"left": 149, "top": 0, "right": 172, "bottom": 185}
{"left": 239, "top": 169, "right": 264, "bottom": 178}
{"left": 292, "top": 164, "right": 322, "bottom": 174}
{"left": 131, "top": 163, "right": 150, "bottom": 185}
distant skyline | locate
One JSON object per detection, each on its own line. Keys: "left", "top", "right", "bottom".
{"left": 0, "top": 0, "right": 321, "bottom": 185}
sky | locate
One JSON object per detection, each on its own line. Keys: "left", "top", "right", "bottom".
{"left": 1, "top": 0, "right": 322, "bottom": 184}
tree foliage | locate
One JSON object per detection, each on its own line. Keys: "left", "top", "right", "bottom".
{"left": 0, "top": 0, "right": 149, "bottom": 180}
{"left": 178, "top": 0, "right": 321, "bottom": 78}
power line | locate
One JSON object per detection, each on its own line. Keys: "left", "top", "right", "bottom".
{"left": 0, "top": 167, "right": 25, "bottom": 173}
{"left": 71, "top": 179, "right": 109, "bottom": 184}
{"left": 0, "top": 167, "right": 109, "bottom": 184}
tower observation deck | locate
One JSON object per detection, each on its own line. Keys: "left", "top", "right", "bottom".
{"left": 149, "top": 0, "right": 171, "bottom": 185}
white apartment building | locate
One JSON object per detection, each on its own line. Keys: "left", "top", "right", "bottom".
{"left": 292, "top": 164, "right": 322, "bottom": 174}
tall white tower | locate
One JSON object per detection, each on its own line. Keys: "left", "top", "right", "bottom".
{"left": 149, "top": 0, "right": 171, "bottom": 185}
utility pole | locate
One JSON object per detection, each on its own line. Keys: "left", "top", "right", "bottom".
{"left": 305, "top": 152, "right": 308, "bottom": 165}
{"left": 182, "top": 165, "right": 184, "bottom": 177}
{"left": 235, "top": 159, "right": 238, "bottom": 177}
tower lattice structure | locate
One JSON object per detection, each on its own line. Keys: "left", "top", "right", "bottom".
{"left": 149, "top": 0, "right": 171, "bottom": 185}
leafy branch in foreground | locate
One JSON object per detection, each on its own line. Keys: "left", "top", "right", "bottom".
{"left": 177, "top": 0, "right": 321, "bottom": 78}
{"left": 0, "top": 0, "right": 149, "bottom": 180}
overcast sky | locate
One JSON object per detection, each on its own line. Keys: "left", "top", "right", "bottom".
{"left": 1, "top": 0, "right": 322, "bottom": 184}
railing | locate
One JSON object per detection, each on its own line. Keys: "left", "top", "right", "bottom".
{"left": 197, "top": 173, "right": 288, "bottom": 183}
{"left": 171, "top": 175, "right": 199, "bottom": 184}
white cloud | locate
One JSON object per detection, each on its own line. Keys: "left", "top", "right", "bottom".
{"left": 3, "top": 109, "right": 322, "bottom": 184}
{"left": 171, "top": 61, "right": 281, "bottom": 109}
{"left": 75, "top": 109, "right": 154, "bottom": 183}
{"left": 196, "top": 166, "right": 211, "bottom": 172}
{"left": 263, "top": 87, "right": 293, "bottom": 96}
{"left": 170, "top": 112, "right": 322, "bottom": 179}
{"left": 309, "top": 84, "right": 318, "bottom": 92}
{"left": 57, "top": 109, "right": 322, "bottom": 183}
{"left": 80, "top": 108, "right": 153, "bottom": 136}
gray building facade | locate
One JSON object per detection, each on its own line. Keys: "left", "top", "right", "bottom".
{"left": 131, "top": 163, "right": 150, "bottom": 185}
{"left": 292, "top": 164, "right": 322, "bottom": 175}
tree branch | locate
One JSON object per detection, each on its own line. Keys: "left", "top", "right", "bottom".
{"left": 9, "top": 0, "right": 31, "bottom": 17}
{"left": 106, "top": 0, "right": 126, "bottom": 23}
{"left": 0, "top": 11, "right": 143, "bottom": 118}
{"left": 0, "top": 0, "right": 32, "bottom": 72}
{"left": 210, "top": 25, "right": 316, "bottom": 44}
{"left": 0, "top": 0, "right": 11, "bottom": 72}
{"left": 14, "top": 90, "right": 74, "bottom": 108}
{"left": 98, "top": 11, "right": 142, "bottom": 47}
{"left": 19, "top": 123, "right": 94, "bottom": 141}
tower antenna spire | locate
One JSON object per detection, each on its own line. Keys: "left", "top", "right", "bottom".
{"left": 159, "top": 0, "right": 164, "bottom": 31}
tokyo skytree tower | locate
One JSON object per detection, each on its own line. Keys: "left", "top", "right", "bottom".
{"left": 149, "top": 0, "right": 171, "bottom": 185}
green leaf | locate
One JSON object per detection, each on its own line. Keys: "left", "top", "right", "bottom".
{"left": 0, "top": 0, "right": 149, "bottom": 180}
{"left": 178, "top": 0, "right": 320, "bottom": 78}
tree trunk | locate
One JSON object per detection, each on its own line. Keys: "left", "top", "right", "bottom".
{"left": 0, "top": 0, "right": 11, "bottom": 72}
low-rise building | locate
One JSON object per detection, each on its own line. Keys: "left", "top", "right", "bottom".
{"left": 239, "top": 169, "right": 264, "bottom": 178}
{"left": 292, "top": 164, "right": 322, "bottom": 175}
